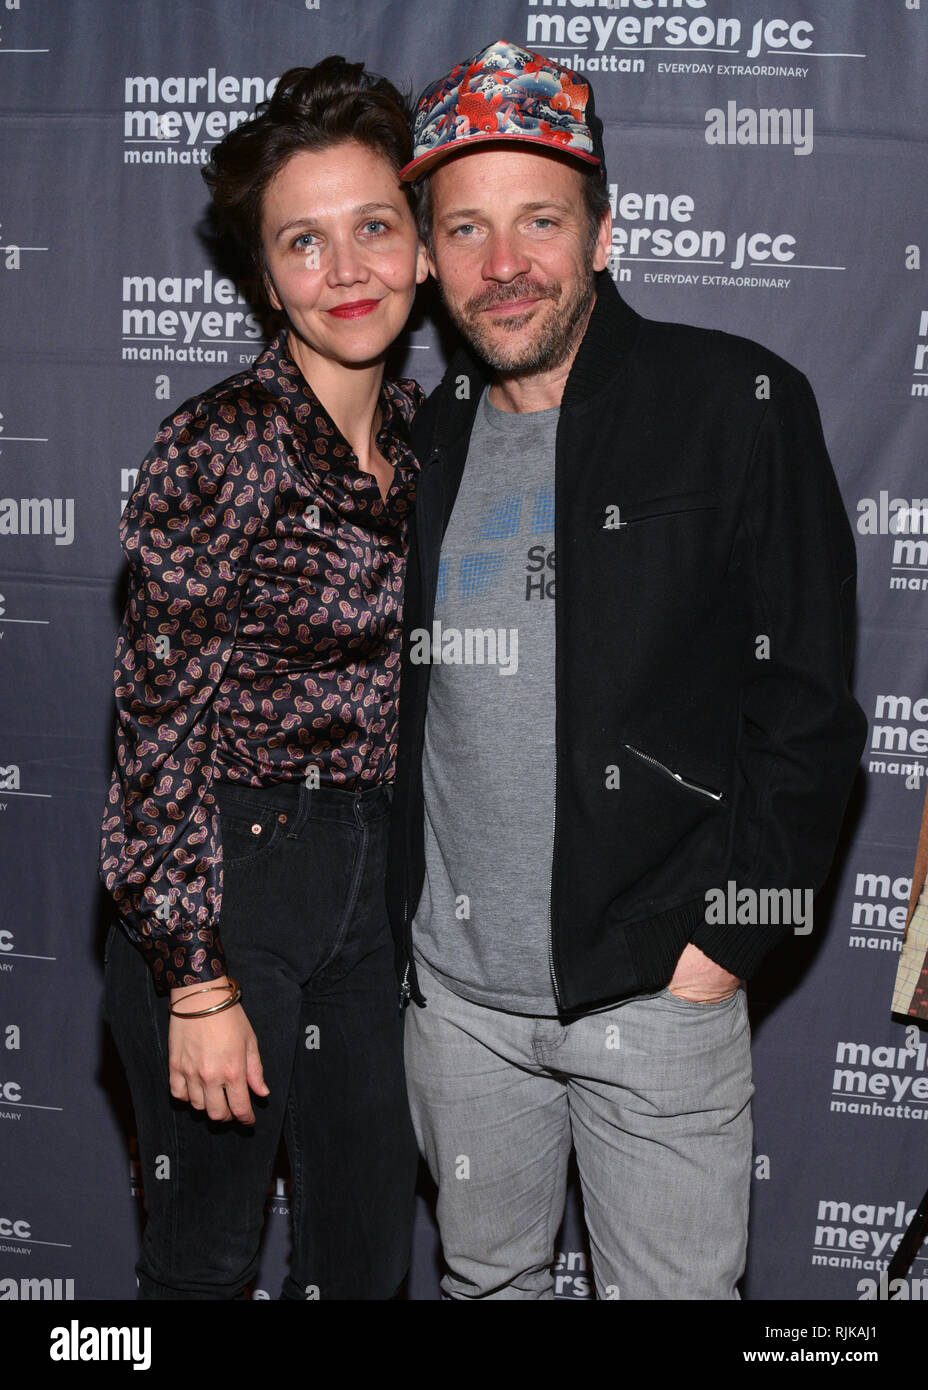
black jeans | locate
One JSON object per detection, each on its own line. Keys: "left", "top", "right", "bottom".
{"left": 103, "top": 778, "right": 418, "bottom": 1300}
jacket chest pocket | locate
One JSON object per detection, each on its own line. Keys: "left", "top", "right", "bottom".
{"left": 594, "top": 491, "right": 725, "bottom": 595}
{"left": 602, "top": 490, "right": 720, "bottom": 529}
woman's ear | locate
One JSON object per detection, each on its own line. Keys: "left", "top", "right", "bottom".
{"left": 263, "top": 267, "right": 283, "bottom": 313}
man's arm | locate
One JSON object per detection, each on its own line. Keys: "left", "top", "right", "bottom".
{"left": 686, "top": 367, "right": 867, "bottom": 985}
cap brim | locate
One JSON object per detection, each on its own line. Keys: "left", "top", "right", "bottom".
{"left": 399, "top": 131, "right": 602, "bottom": 182}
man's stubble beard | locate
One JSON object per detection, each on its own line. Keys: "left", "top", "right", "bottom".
{"left": 438, "top": 260, "right": 597, "bottom": 376}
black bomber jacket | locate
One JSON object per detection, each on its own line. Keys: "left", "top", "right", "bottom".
{"left": 386, "top": 271, "right": 867, "bottom": 1016}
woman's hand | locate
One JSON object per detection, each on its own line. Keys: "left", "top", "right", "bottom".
{"left": 168, "top": 976, "right": 270, "bottom": 1124}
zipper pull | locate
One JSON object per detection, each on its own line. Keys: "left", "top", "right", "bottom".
{"left": 398, "top": 962, "right": 412, "bottom": 1013}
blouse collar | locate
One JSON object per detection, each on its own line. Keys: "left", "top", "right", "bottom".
{"left": 252, "top": 329, "right": 415, "bottom": 460}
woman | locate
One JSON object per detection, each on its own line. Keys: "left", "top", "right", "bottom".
{"left": 100, "top": 57, "right": 428, "bottom": 1300}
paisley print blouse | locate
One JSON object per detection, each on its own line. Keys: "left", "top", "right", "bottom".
{"left": 99, "top": 331, "right": 423, "bottom": 990}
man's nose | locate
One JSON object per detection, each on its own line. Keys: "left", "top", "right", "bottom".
{"left": 481, "top": 230, "right": 532, "bottom": 283}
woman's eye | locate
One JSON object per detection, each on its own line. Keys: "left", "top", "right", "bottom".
{"left": 363, "top": 219, "right": 388, "bottom": 235}
{"left": 293, "top": 232, "right": 317, "bottom": 250}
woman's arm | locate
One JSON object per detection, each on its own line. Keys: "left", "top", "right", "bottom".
{"left": 100, "top": 397, "right": 262, "bottom": 987}
{"left": 100, "top": 393, "right": 272, "bottom": 1121}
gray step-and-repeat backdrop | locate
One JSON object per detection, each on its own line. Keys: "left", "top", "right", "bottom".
{"left": 1, "top": 0, "right": 926, "bottom": 1306}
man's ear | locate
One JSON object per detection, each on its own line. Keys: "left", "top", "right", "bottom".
{"left": 592, "top": 207, "right": 613, "bottom": 274}
{"left": 416, "top": 240, "right": 429, "bottom": 285}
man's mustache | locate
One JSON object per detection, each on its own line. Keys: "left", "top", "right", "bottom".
{"left": 465, "top": 278, "right": 560, "bottom": 314}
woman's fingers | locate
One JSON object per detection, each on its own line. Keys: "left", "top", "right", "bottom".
{"left": 245, "top": 1034, "right": 269, "bottom": 1099}
{"left": 184, "top": 1078, "right": 208, "bottom": 1113}
{"left": 222, "top": 1076, "right": 256, "bottom": 1125}
{"left": 203, "top": 1080, "right": 235, "bottom": 1123}
{"left": 167, "top": 1004, "right": 267, "bottom": 1124}
{"left": 169, "top": 1068, "right": 187, "bottom": 1103}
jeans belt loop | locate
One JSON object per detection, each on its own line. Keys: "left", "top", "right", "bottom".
{"left": 290, "top": 774, "right": 313, "bottom": 838}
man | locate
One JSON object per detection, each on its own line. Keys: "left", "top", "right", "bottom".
{"left": 386, "top": 39, "right": 867, "bottom": 1299}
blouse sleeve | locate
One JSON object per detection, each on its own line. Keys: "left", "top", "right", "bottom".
{"left": 99, "top": 397, "right": 267, "bottom": 991}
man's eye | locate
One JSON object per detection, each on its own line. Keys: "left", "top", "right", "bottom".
{"left": 450, "top": 223, "right": 476, "bottom": 238}
{"left": 532, "top": 217, "right": 556, "bottom": 229}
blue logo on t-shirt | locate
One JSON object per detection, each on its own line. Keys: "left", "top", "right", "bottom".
{"left": 435, "top": 485, "right": 554, "bottom": 607}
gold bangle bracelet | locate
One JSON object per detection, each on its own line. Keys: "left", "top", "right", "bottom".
{"left": 170, "top": 977, "right": 242, "bottom": 1018}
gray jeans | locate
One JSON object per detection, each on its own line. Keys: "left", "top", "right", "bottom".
{"left": 405, "top": 957, "right": 754, "bottom": 1300}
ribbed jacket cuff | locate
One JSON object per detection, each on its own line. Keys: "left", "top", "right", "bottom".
{"left": 690, "top": 917, "right": 792, "bottom": 981}
{"left": 622, "top": 896, "right": 706, "bottom": 991}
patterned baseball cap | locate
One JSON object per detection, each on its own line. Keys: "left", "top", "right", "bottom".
{"left": 400, "top": 39, "right": 607, "bottom": 182}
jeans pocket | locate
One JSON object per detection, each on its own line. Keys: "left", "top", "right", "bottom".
{"left": 659, "top": 985, "right": 742, "bottom": 1009}
{"left": 218, "top": 803, "right": 288, "bottom": 867}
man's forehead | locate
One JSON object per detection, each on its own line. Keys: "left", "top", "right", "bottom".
{"left": 430, "top": 146, "right": 584, "bottom": 203}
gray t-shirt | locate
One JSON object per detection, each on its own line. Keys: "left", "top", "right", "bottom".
{"left": 412, "top": 385, "right": 559, "bottom": 1014}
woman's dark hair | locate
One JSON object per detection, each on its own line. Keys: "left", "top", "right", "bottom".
{"left": 203, "top": 57, "right": 414, "bottom": 303}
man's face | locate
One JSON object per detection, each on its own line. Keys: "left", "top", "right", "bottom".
{"left": 426, "top": 147, "right": 611, "bottom": 375}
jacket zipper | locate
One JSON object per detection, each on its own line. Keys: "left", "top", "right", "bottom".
{"left": 399, "top": 442, "right": 443, "bottom": 1014}
{"left": 548, "top": 426, "right": 562, "bottom": 1013}
{"left": 624, "top": 742, "right": 726, "bottom": 803}
{"left": 547, "top": 755, "right": 562, "bottom": 1012}
{"left": 399, "top": 887, "right": 411, "bottom": 1011}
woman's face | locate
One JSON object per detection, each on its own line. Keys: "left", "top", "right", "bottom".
{"left": 260, "top": 139, "right": 427, "bottom": 370}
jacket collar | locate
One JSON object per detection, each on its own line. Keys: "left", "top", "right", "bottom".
{"left": 431, "top": 270, "right": 642, "bottom": 447}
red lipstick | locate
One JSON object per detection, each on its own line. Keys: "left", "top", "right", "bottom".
{"left": 327, "top": 299, "right": 380, "bottom": 319}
